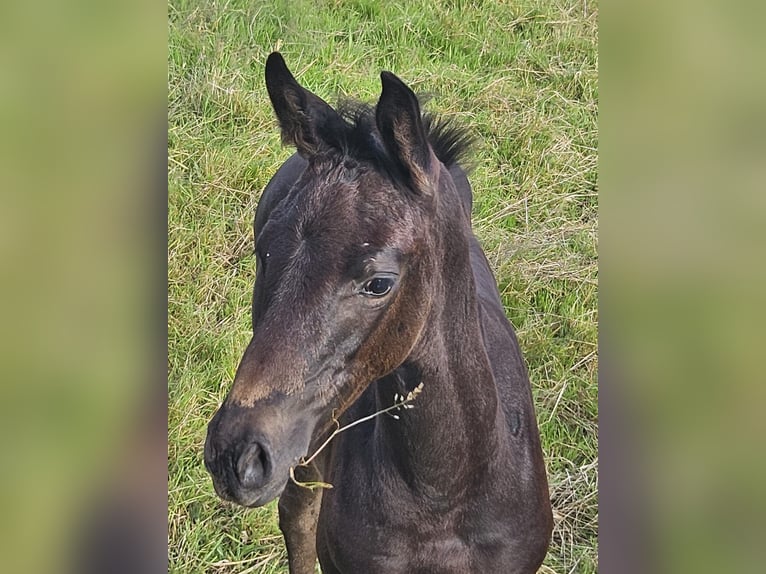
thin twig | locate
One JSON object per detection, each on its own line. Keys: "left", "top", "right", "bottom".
{"left": 290, "top": 383, "right": 424, "bottom": 489}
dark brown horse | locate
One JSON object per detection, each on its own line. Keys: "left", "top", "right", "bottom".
{"left": 204, "top": 53, "right": 552, "bottom": 573}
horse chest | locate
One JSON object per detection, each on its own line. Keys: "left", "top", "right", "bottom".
{"left": 315, "top": 460, "right": 509, "bottom": 573}
{"left": 317, "top": 507, "right": 475, "bottom": 574}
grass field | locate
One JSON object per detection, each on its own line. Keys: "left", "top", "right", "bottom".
{"left": 168, "top": 0, "right": 598, "bottom": 572}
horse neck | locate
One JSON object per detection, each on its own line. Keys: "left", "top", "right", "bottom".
{"left": 374, "top": 200, "right": 502, "bottom": 500}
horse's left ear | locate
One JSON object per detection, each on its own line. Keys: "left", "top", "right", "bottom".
{"left": 375, "top": 72, "right": 434, "bottom": 194}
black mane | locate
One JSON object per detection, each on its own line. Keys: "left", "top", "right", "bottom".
{"left": 331, "top": 98, "right": 474, "bottom": 172}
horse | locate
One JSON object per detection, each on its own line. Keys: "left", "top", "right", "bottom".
{"left": 204, "top": 52, "right": 552, "bottom": 574}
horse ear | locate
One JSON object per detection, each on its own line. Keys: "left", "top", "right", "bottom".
{"left": 265, "top": 52, "right": 339, "bottom": 157}
{"left": 375, "top": 71, "right": 433, "bottom": 193}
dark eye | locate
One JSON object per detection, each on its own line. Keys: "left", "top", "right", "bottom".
{"left": 361, "top": 276, "right": 395, "bottom": 297}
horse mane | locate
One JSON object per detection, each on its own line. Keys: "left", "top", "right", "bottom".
{"left": 333, "top": 98, "right": 474, "bottom": 172}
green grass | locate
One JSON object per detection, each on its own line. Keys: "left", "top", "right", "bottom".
{"left": 168, "top": 0, "right": 598, "bottom": 572}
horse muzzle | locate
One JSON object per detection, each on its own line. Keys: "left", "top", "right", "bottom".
{"left": 203, "top": 401, "right": 313, "bottom": 507}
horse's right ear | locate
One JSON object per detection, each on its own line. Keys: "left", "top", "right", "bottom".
{"left": 265, "top": 53, "right": 340, "bottom": 157}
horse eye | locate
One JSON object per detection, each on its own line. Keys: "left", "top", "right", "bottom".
{"left": 361, "top": 277, "right": 394, "bottom": 297}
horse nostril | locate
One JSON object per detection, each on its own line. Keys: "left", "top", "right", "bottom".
{"left": 236, "top": 442, "right": 270, "bottom": 490}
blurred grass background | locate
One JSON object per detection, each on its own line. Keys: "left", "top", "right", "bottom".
{"left": 0, "top": 0, "right": 165, "bottom": 572}
{"left": 168, "top": 0, "right": 598, "bottom": 572}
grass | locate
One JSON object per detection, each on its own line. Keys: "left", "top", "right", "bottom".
{"left": 168, "top": 0, "right": 598, "bottom": 572}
